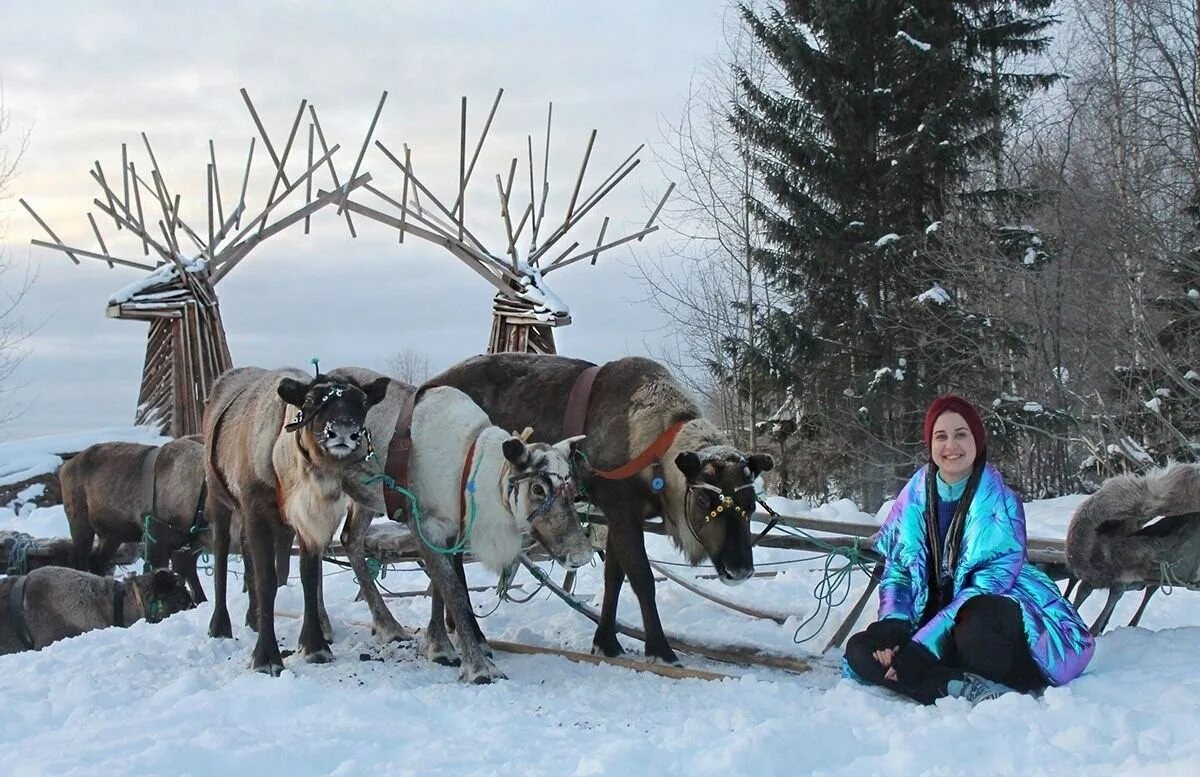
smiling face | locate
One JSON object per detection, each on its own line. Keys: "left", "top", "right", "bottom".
{"left": 930, "top": 411, "right": 977, "bottom": 483}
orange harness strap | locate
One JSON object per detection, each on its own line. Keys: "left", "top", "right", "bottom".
{"left": 589, "top": 420, "right": 688, "bottom": 481}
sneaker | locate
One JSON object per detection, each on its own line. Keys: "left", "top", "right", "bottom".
{"left": 946, "top": 672, "right": 1016, "bottom": 704}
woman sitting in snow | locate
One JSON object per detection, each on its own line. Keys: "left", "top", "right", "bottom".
{"left": 843, "top": 395, "right": 1094, "bottom": 704}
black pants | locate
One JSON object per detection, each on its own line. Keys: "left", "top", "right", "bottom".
{"left": 844, "top": 594, "right": 1046, "bottom": 705}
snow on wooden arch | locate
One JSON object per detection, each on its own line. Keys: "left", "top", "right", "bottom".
{"left": 21, "top": 89, "right": 671, "bottom": 436}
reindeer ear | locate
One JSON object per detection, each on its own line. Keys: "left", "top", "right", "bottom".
{"left": 502, "top": 437, "right": 529, "bottom": 466}
{"left": 277, "top": 377, "right": 309, "bottom": 407}
{"left": 674, "top": 451, "right": 702, "bottom": 480}
{"left": 748, "top": 453, "right": 774, "bottom": 475}
{"left": 555, "top": 435, "right": 586, "bottom": 456}
{"left": 364, "top": 377, "right": 390, "bottom": 407}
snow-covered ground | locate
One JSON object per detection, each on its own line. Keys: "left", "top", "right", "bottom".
{"left": 1, "top": 430, "right": 1198, "bottom": 776}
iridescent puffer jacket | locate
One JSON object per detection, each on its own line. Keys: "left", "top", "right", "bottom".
{"left": 875, "top": 463, "right": 1094, "bottom": 686}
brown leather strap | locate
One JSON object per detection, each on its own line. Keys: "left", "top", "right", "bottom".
{"left": 564, "top": 365, "right": 601, "bottom": 438}
{"left": 383, "top": 392, "right": 416, "bottom": 522}
{"left": 590, "top": 420, "right": 688, "bottom": 481}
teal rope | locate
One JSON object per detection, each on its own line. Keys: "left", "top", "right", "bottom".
{"left": 768, "top": 524, "right": 877, "bottom": 645}
{"left": 361, "top": 453, "right": 485, "bottom": 555}
{"left": 1159, "top": 559, "right": 1182, "bottom": 595}
{"left": 140, "top": 513, "right": 156, "bottom": 573}
{"left": 6, "top": 536, "right": 36, "bottom": 575}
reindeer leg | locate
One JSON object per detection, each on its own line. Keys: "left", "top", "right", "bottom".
{"left": 243, "top": 542, "right": 259, "bottom": 632}
{"left": 342, "top": 504, "right": 413, "bottom": 643}
{"left": 1127, "top": 585, "right": 1158, "bottom": 628}
{"left": 592, "top": 527, "right": 628, "bottom": 658}
{"left": 606, "top": 507, "right": 678, "bottom": 664}
{"left": 1072, "top": 581, "right": 1095, "bottom": 610}
{"left": 275, "top": 525, "right": 294, "bottom": 587}
{"left": 208, "top": 499, "right": 233, "bottom": 639}
{"left": 425, "top": 576, "right": 459, "bottom": 666}
{"left": 68, "top": 515, "right": 95, "bottom": 573}
{"left": 1063, "top": 576, "right": 1079, "bottom": 601}
{"left": 450, "top": 552, "right": 490, "bottom": 656}
{"left": 172, "top": 548, "right": 206, "bottom": 604}
{"left": 296, "top": 547, "right": 333, "bottom": 663}
{"left": 417, "top": 539, "right": 502, "bottom": 683}
{"left": 316, "top": 563, "right": 333, "bottom": 643}
{"left": 245, "top": 491, "right": 284, "bottom": 675}
{"left": 93, "top": 536, "right": 122, "bottom": 577}
{"left": 1089, "top": 585, "right": 1126, "bottom": 636}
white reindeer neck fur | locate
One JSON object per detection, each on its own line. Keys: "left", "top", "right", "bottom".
{"left": 272, "top": 428, "right": 353, "bottom": 553}
{"left": 410, "top": 388, "right": 534, "bottom": 573}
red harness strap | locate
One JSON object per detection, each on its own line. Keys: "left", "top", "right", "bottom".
{"left": 459, "top": 439, "right": 478, "bottom": 529}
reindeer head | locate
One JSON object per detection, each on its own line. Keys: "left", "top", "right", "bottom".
{"left": 673, "top": 447, "right": 773, "bottom": 585}
{"left": 127, "top": 569, "right": 195, "bottom": 623}
{"left": 502, "top": 434, "right": 593, "bottom": 569}
{"left": 278, "top": 375, "right": 390, "bottom": 460}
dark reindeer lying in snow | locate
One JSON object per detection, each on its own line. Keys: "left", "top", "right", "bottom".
{"left": 60, "top": 436, "right": 231, "bottom": 603}
{"left": 204, "top": 366, "right": 388, "bottom": 675}
{"left": 428, "top": 353, "right": 774, "bottom": 664}
{"left": 0, "top": 566, "right": 193, "bottom": 654}
{"left": 333, "top": 368, "right": 593, "bottom": 682}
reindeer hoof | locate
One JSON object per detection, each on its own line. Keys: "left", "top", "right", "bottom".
{"left": 646, "top": 648, "right": 680, "bottom": 666}
{"left": 301, "top": 648, "right": 334, "bottom": 664}
{"left": 431, "top": 654, "right": 461, "bottom": 667}
{"left": 461, "top": 661, "right": 506, "bottom": 684}
{"left": 251, "top": 655, "right": 285, "bottom": 676}
{"left": 591, "top": 640, "right": 625, "bottom": 658}
{"left": 373, "top": 623, "right": 417, "bottom": 644}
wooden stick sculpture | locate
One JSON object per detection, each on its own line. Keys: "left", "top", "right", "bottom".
{"left": 21, "top": 90, "right": 371, "bottom": 436}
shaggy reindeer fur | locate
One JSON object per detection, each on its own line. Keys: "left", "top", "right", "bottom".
{"left": 333, "top": 370, "right": 593, "bottom": 681}
{"left": 428, "top": 353, "right": 773, "bottom": 664}
{"left": 0, "top": 567, "right": 193, "bottom": 654}
{"left": 406, "top": 386, "right": 592, "bottom": 682}
{"left": 204, "top": 366, "right": 388, "bottom": 675}
{"left": 60, "top": 436, "right": 231, "bottom": 602}
{"left": 1067, "top": 463, "right": 1200, "bottom": 587}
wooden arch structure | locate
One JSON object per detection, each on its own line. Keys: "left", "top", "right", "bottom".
{"left": 22, "top": 89, "right": 670, "bottom": 437}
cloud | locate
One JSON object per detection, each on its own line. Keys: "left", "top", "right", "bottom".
{"left": 0, "top": 0, "right": 725, "bottom": 439}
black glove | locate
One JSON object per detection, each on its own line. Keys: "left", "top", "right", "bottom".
{"left": 890, "top": 640, "right": 939, "bottom": 683}
{"left": 864, "top": 618, "right": 913, "bottom": 647}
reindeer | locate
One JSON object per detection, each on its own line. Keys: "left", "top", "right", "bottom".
{"left": 428, "top": 354, "right": 774, "bottom": 664}
{"left": 399, "top": 385, "right": 593, "bottom": 682}
{"left": 203, "top": 366, "right": 388, "bottom": 675}
{"left": 0, "top": 567, "right": 193, "bottom": 654}
{"left": 60, "top": 436, "right": 230, "bottom": 603}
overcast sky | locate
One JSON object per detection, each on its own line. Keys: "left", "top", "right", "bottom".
{"left": 0, "top": 0, "right": 734, "bottom": 440}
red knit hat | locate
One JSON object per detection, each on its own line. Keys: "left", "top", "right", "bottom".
{"left": 923, "top": 395, "right": 987, "bottom": 455}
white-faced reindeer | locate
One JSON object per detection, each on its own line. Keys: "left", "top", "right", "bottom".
{"left": 403, "top": 386, "right": 593, "bottom": 683}
{"left": 204, "top": 367, "right": 388, "bottom": 675}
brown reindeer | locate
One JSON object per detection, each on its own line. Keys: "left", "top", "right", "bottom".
{"left": 204, "top": 366, "right": 388, "bottom": 675}
{"left": 0, "top": 567, "right": 193, "bottom": 654}
{"left": 60, "top": 437, "right": 230, "bottom": 602}
{"left": 428, "top": 354, "right": 773, "bottom": 664}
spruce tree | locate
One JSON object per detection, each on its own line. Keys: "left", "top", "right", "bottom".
{"left": 730, "top": 0, "right": 1059, "bottom": 505}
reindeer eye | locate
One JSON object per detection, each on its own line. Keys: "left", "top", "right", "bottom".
{"left": 531, "top": 483, "right": 547, "bottom": 498}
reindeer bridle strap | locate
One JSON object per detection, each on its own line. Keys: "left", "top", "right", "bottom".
{"left": 589, "top": 420, "right": 689, "bottom": 481}
{"left": 8, "top": 577, "right": 35, "bottom": 649}
{"left": 113, "top": 580, "right": 127, "bottom": 629}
